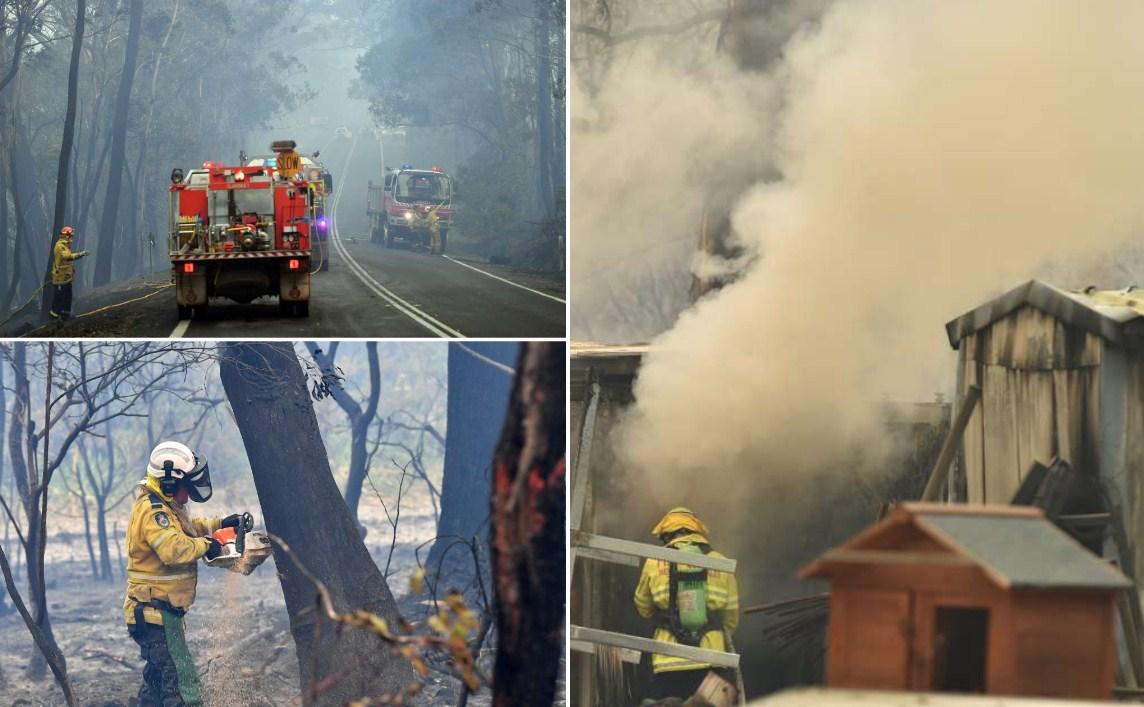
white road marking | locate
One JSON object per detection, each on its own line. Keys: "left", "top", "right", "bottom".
{"left": 442, "top": 255, "right": 566, "bottom": 304}
{"left": 329, "top": 136, "right": 464, "bottom": 338}
{"left": 169, "top": 318, "right": 191, "bottom": 339}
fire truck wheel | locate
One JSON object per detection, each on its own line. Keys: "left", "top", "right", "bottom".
{"left": 371, "top": 226, "right": 382, "bottom": 245}
{"left": 385, "top": 223, "right": 395, "bottom": 249}
{"left": 296, "top": 300, "right": 310, "bottom": 317}
{"left": 439, "top": 229, "right": 448, "bottom": 255}
{"left": 177, "top": 304, "right": 192, "bottom": 321}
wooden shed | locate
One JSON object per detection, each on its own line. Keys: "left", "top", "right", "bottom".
{"left": 800, "top": 503, "right": 1130, "bottom": 700}
{"left": 570, "top": 342, "right": 650, "bottom": 706}
{"left": 944, "top": 280, "right": 1144, "bottom": 568}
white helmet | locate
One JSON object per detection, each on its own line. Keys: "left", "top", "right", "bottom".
{"left": 147, "top": 440, "right": 213, "bottom": 502}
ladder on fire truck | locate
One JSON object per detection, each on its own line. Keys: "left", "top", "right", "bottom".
{"left": 570, "top": 379, "right": 746, "bottom": 707}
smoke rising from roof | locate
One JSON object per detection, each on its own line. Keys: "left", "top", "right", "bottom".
{"left": 616, "top": 0, "right": 1144, "bottom": 509}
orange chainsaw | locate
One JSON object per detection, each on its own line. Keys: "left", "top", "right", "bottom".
{"left": 205, "top": 512, "right": 272, "bottom": 575}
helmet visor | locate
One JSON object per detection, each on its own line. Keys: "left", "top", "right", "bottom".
{"left": 184, "top": 456, "right": 213, "bottom": 503}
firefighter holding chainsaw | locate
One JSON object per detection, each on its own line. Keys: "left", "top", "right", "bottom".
{"left": 634, "top": 506, "right": 740, "bottom": 702}
{"left": 123, "top": 441, "right": 250, "bottom": 706}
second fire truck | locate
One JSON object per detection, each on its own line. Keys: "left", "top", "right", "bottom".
{"left": 367, "top": 165, "right": 454, "bottom": 253}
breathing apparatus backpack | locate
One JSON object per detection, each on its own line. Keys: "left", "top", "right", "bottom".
{"left": 665, "top": 542, "right": 719, "bottom": 646}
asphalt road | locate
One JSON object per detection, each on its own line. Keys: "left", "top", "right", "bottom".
{"left": 17, "top": 130, "right": 565, "bottom": 339}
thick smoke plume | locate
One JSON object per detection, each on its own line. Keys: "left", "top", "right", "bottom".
{"left": 617, "top": 0, "right": 1144, "bottom": 508}
{"left": 570, "top": 27, "right": 776, "bottom": 342}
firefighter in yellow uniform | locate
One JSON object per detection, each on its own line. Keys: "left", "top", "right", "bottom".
{"left": 634, "top": 507, "right": 739, "bottom": 702}
{"left": 49, "top": 226, "right": 88, "bottom": 320}
{"left": 124, "top": 441, "right": 246, "bottom": 706}
{"left": 428, "top": 208, "right": 442, "bottom": 255}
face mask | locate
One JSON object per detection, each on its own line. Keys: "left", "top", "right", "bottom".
{"left": 183, "top": 456, "right": 213, "bottom": 503}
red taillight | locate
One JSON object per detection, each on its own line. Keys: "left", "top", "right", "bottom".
{"left": 182, "top": 263, "right": 194, "bottom": 274}
{"left": 288, "top": 259, "right": 300, "bottom": 271}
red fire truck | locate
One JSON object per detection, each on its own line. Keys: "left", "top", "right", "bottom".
{"left": 169, "top": 143, "right": 314, "bottom": 318}
{"left": 367, "top": 165, "right": 454, "bottom": 252}
{"left": 247, "top": 153, "right": 332, "bottom": 272}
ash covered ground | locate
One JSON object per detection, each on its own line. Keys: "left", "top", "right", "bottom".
{"left": 0, "top": 490, "right": 565, "bottom": 706}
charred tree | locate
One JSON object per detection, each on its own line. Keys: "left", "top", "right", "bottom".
{"left": 92, "top": 0, "right": 142, "bottom": 286}
{"left": 12, "top": 102, "right": 50, "bottom": 312}
{"left": 218, "top": 342, "right": 415, "bottom": 704}
{"left": 428, "top": 343, "right": 518, "bottom": 579}
{"left": 1, "top": 344, "right": 73, "bottom": 699}
{"left": 41, "top": 0, "right": 86, "bottom": 319}
{"left": 490, "top": 342, "right": 565, "bottom": 707}
{"left": 0, "top": 150, "right": 8, "bottom": 317}
{"left": 0, "top": 360, "right": 6, "bottom": 616}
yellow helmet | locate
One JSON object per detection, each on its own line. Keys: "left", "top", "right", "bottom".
{"left": 651, "top": 507, "right": 709, "bottom": 538}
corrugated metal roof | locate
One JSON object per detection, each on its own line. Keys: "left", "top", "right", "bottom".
{"left": 916, "top": 511, "right": 1130, "bottom": 590}
{"left": 946, "top": 279, "right": 1144, "bottom": 349}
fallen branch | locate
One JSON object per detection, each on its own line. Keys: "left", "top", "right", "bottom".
{"left": 80, "top": 648, "right": 136, "bottom": 671}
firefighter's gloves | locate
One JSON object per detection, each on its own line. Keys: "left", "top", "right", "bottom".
{"left": 221, "top": 512, "right": 254, "bottom": 531}
{"left": 204, "top": 539, "right": 223, "bottom": 561}
{"left": 77, "top": 251, "right": 89, "bottom": 258}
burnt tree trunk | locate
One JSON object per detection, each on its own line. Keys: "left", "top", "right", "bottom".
{"left": 218, "top": 342, "right": 414, "bottom": 705}
{"left": 81, "top": 492, "right": 97, "bottom": 579}
{"left": 74, "top": 464, "right": 98, "bottom": 579}
{"left": 95, "top": 433, "right": 114, "bottom": 580}
{"left": 13, "top": 106, "right": 50, "bottom": 311}
{"left": 490, "top": 342, "right": 565, "bottom": 707}
{"left": 428, "top": 343, "right": 518, "bottom": 578}
{"left": 0, "top": 361, "right": 6, "bottom": 615}
{"left": 0, "top": 145, "right": 9, "bottom": 317}
{"left": 92, "top": 0, "right": 142, "bottom": 286}
{"left": 6, "top": 345, "right": 66, "bottom": 685}
{"left": 95, "top": 496, "right": 111, "bottom": 581}
{"left": 42, "top": 0, "right": 86, "bottom": 319}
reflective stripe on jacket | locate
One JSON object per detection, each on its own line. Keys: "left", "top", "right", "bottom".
{"left": 123, "top": 479, "right": 218, "bottom": 625}
{"left": 633, "top": 533, "right": 739, "bottom": 674}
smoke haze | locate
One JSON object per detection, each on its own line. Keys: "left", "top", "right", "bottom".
{"left": 570, "top": 18, "right": 777, "bottom": 341}
{"left": 613, "top": 0, "right": 1144, "bottom": 500}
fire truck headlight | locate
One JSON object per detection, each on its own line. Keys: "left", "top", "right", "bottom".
{"left": 404, "top": 212, "right": 414, "bottom": 221}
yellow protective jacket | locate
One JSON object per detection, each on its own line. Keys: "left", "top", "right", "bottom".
{"left": 633, "top": 532, "right": 739, "bottom": 674}
{"left": 122, "top": 478, "right": 220, "bottom": 626}
{"left": 51, "top": 239, "right": 85, "bottom": 285}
